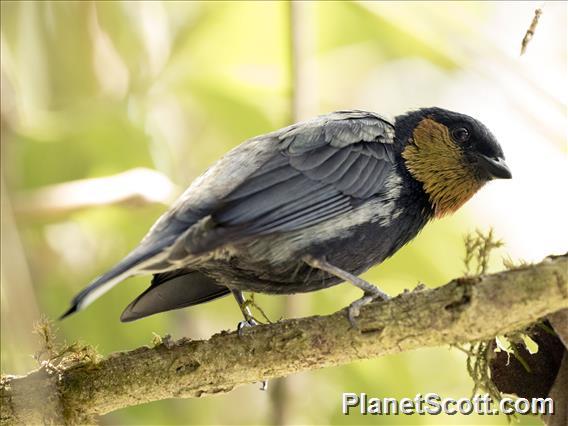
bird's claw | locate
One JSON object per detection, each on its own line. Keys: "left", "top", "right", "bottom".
{"left": 237, "top": 317, "right": 259, "bottom": 336}
{"left": 347, "top": 291, "right": 390, "bottom": 329}
{"left": 347, "top": 297, "right": 368, "bottom": 329}
{"left": 347, "top": 306, "right": 360, "bottom": 329}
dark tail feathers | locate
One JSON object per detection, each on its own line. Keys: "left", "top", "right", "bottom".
{"left": 120, "top": 270, "right": 230, "bottom": 322}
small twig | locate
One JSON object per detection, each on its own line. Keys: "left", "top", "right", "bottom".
{"left": 13, "top": 168, "right": 179, "bottom": 218}
{"left": 243, "top": 294, "right": 274, "bottom": 324}
{"left": 521, "top": 6, "right": 543, "bottom": 55}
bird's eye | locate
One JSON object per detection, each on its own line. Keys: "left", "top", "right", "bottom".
{"left": 452, "top": 127, "right": 470, "bottom": 143}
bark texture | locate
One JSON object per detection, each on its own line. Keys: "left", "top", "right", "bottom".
{"left": 1, "top": 254, "right": 567, "bottom": 425}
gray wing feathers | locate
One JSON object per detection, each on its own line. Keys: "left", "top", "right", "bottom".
{"left": 137, "top": 111, "right": 395, "bottom": 257}
{"left": 145, "top": 136, "right": 280, "bottom": 237}
{"left": 63, "top": 111, "right": 396, "bottom": 317}
{"left": 205, "top": 111, "right": 395, "bottom": 239}
{"left": 280, "top": 110, "right": 393, "bottom": 153}
{"left": 149, "top": 110, "right": 394, "bottom": 248}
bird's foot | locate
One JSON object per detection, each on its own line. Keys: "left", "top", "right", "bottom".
{"left": 303, "top": 255, "right": 390, "bottom": 328}
{"left": 347, "top": 289, "right": 390, "bottom": 329}
{"left": 237, "top": 317, "right": 260, "bottom": 336}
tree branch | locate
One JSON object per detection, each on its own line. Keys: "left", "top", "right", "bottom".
{"left": 2, "top": 254, "right": 567, "bottom": 424}
{"left": 13, "top": 168, "right": 179, "bottom": 218}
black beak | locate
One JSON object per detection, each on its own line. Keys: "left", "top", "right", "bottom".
{"left": 478, "top": 154, "right": 512, "bottom": 179}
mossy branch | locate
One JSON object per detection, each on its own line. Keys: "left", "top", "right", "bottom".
{"left": 2, "top": 254, "right": 567, "bottom": 425}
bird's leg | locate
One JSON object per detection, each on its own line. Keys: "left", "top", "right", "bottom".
{"left": 232, "top": 289, "right": 260, "bottom": 333}
{"left": 231, "top": 289, "right": 268, "bottom": 391}
{"left": 303, "top": 255, "right": 390, "bottom": 328}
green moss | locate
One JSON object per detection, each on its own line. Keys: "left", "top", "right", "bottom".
{"left": 33, "top": 317, "right": 101, "bottom": 370}
{"left": 463, "top": 228, "right": 504, "bottom": 276}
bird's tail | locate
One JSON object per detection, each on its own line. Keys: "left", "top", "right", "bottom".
{"left": 60, "top": 245, "right": 164, "bottom": 319}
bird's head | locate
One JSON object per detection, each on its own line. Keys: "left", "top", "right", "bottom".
{"left": 396, "top": 107, "right": 511, "bottom": 218}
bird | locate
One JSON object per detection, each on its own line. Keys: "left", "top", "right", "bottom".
{"left": 61, "top": 107, "right": 511, "bottom": 329}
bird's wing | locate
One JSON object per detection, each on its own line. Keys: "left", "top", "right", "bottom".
{"left": 61, "top": 111, "right": 395, "bottom": 316}
{"left": 168, "top": 110, "right": 396, "bottom": 256}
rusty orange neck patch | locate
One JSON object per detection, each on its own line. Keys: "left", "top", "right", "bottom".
{"left": 402, "top": 118, "right": 485, "bottom": 218}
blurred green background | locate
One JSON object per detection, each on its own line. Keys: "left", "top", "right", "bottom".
{"left": 2, "top": 1, "right": 566, "bottom": 425}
